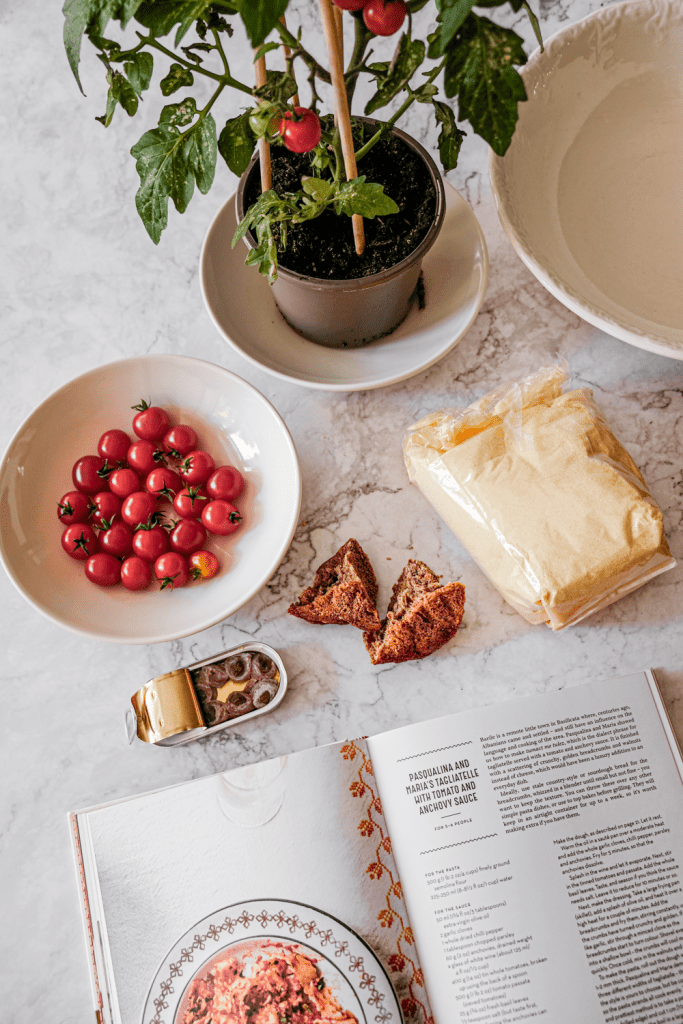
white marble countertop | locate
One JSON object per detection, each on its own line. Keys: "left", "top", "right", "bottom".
{"left": 1, "top": 1, "right": 682, "bottom": 1021}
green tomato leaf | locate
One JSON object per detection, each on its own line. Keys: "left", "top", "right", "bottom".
{"left": 412, "top": 81, "right": 439, "bottom": 103}
{"left": 239, "top": 0, "right": 288, "bottom": 48}
{"left": 184, "top": 112, "right": 217, "bottom": 194}
{"left": 134, "top": 0, "right": 212, "bottom": 42}
{"left": 124, "top": 50, "right": 153, "bottom": 94}
{"left": 160, "top": 63, "right": 194, "bottom": 96}
{"left": 434, "top": 0, "right": 475, "bottom": 53}
{"left": 64, "top": 0, "right": 144, "bottom": 90}
{"left": 433, "top": 100, "right": 466, "bottom": 171}
{"left": 218, "top": 113, "right": 256, "bottom": 175}
{"left": 336, "top": 178, "right": 399, "bottom": 219}
{"left": 365, "top": 35, "right": 425, "bottom": 115}
{"left": 253, "top": 41, "right": 281, "bottom": 62}
{"left": 159, "top": 97, "right": 197, "bottom": 126}
{"left": 254, "top": 69, "right": 298, "bottom": 105}
{"left": 443, "top": 12, "right": 526, "bottom": 156}
{"left": 96, "top": 64, "right": 139, "bottom": 125}
{"left": 301, "top": 177, "right": 334, "bottom": 202}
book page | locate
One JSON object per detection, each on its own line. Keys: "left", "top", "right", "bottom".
{"left": 367, "top": 672, "right": 683, "bottom": 1024}
{"left": 75, "top": 739, "right": 431, "bottom": 1024}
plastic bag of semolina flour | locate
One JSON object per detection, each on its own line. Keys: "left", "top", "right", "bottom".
{"left": 403, "top": 365, "right": 675, "bottom": 630}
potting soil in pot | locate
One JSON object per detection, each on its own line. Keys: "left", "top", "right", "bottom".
{"left": 243, "top": 120, "right": 437, "bottom": 280}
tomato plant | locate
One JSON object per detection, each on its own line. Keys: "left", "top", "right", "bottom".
{"left": 162, "top": 424, "right": 198, "bottom": 459}
{"left": 57, "top": 490, "right": 91, "bottom": 525}
{"left": 155, "top": 552, "right": 190, "bottom": 590}
{"left": 100, "top": 521, "right": 133, "bottom": 557}
{"left": 72, "top": 455, "right": 110, "bottom": 494}
{"left": 132, "top": 523, "right": 169, "bottom": 562}
{"left": 89, "top": 491, "right": 121, "bottom": 529}
{"left": 131, "top": 400, "right": 171, "bottom": 441}
{"left": 179, "top": 450, "right": 215, "bottom": 486}
{"left": 201, "top": 500, "right": 242, "bottom": 536}
{"left": 97, "top": 429, "right": 130, "bottom": 463}
{"left": 206, "top": 465, "right": 244, "bottom": 503}
{"left": 363, "top": 0, "right": 406, "bottom": 35}
{"left": 109, "top": 467, "right": 140, "bottom": 499}
{"left": 85, "top": 553, "right": 121, "bottom": 587}
{"left": 146, "top": 466, "right": 182, "bottom": 501}
{"left": 61, "top": 523, "right": 99, "bottom": 560}
{"left": 120, "top": 556, "right": 152, "bottom": 591}
{"left": 189, "top": 550, "right": 220, "bottom": 580}
{"left": 169, "top": 518, "right": 206, "bottom": 556}
{"left": 128, "top": 440, "right": 166, "bottom": 475}
{"left": 279, "top": 107, "right": 321, "bottom": 153}
{"left": 121, "top": 491, "right": 158, "bottom": 527}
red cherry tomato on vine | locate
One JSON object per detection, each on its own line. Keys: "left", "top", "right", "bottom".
{"left": 173, "top": 485, "right": 208, "bottom": 520}
{"left": 61, "top": 523, "right": 99, "bottom": 560}
{"left": 169, "top": 518, "right": 207, "bottom": 556}
{"left": 162, "top": 424, "right": 198, "bottom": 459}
{"left": 155, "top": 552, "right": 190, "bottom": 590}
{"left": 120, "top": 556, "right": 152, "bottom": 591}
{"left": 206, "top": 465, "right": 244, "bottom": 502}
{"left": 127, "top": 440, "right": 166, "bottom": 475}
{"left": 146, "top": 466, "right": 182, "bottom": 501}
{"left": 201, "top": 500, "right": 242, "bottom": 536}
{"left": 131, "top": 400, "right": 171, "bottom": 442}
{"left": 179, "top": 450, "right": 215, "bottom": 486}
{"left": 189, "top": 550, "right": 220, "bottom": 580}
{"left": 363, "top": 0, "right": 406, "bottom": 35}
{"left": 121, "top": 491, "right": 158, "bottom": 527}
{"left": 57, "top": 490, "right": 91, "bottom": 525}
{"left": 97, "top": 429, "right": 130, "bottom": 463}
{"left": 72, "top": 455, "right": 110, "bottom": 494}
{"left": 99, "top": 521, "right": 133, "bottom": 558}
{"left": 85, "top": 553, "right": 121, "bottom": 587}
{"left": 89, "top": 491, "right": 121, "bottom": 529}
{"left": 132, "top": 524, "right": 169, "bottom": 562}
{"left": 109, "top": 467, "right": 140, "bottom": 499}
{"left": 332, "top": 0, "right": 368, "bottom": 7}
{"left": 279, "top": 107, "right": 322, "bottom": 154}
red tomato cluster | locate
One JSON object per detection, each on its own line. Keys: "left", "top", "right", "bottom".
{"left": 331, "top": 0, "right": 406, "bottom": 35}
{"left": 57, "top": 400, "right": 245, "bottom": 592}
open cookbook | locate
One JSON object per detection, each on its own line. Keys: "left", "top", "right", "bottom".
{"left": 72, "top": 669, "right": 683, "bottom": 1024}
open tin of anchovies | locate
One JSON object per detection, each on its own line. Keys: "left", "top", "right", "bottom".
{"left": 126, "top": 642, "right": 287, "bottom": 747}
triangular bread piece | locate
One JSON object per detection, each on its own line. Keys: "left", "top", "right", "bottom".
{"left": 364, "top": 559, "right": 465, "bottom": 664}
{"left": 288, "top": 538, "right": 381, "bottom": 631}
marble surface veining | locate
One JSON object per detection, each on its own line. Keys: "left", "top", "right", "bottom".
{"left": 1, "top": 1, "right": 682, "bottom": 1022}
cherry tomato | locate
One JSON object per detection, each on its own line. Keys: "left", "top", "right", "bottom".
{"left": 121, "top": 556, "right": 152, "bottom": 591}
{"left": 201, "top": 499, "right": 243, "bottom": 536}
{"left": 132, "top": 524, "right": 169, "bottom": 562}
{"left": 279, "top": 107, "right": 322, "bottom": 154}
{"left": 57, "top": 490, "right": 91, "bottom": 525}
{"left": 99, "top": 521, "right": 133, "bottom": 558}
{"left": 154, "top": 551, "right": 190, "bottom": 590}
{"left": 162, "top": 424, "right": 198, "bottom": 459}
{"left": 89, "top": 491, "right": 121, "bottom": 530}
{"left": 131, "top": 400, "right": 171, "bottom": 442}
{"left": 61, "top": 523, "right": 99, "bottom": 560}
{"left": 97, "top": 429, "right": 130, "bottom": 463}
{"left": 173, "top": 485, "right": 208, "bottom": 520}
{"left": 85, "top": 553, "right": 121, "bottom": 587}
{"left": 169, "top": 518, "right": 207, "bottom": 556}
{"left": 179, "top": 450, "right": 215, "bottom": 486}
{"left": 109, "top": 467, "right": 140, "bottom": 499}
{"left": 127, "top": 440, "right": 166, "bottom": 475}
{"left": 146, "top": 466, "right": 182, "bottom": 501}
{"left": 121, "top": 491, "right": 158, "bottom": 527}
{"left": 72, "top": 455, "right": 110, "bottom": 494}
{"left": 188, "top": 550, "right": 220, "bottom": 580}
{"left": 363, "top": 0, "right": 406, "bottom": 35}
{"left": 332, "top": 0, "right": 367, "bottom": 8}
{"left": 206, "top": 465, "right": 244, "bottom": 502}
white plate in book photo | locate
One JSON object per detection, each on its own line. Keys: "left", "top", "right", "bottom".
{"left": 142, "top": 898, "right": 403, "bottom": 1024}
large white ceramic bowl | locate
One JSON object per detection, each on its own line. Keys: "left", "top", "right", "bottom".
{"left": 490, "top": 0, "right": 683, "bottom": 360}
{"left": 0, "top": 356, "right": 301, "bottom": 644}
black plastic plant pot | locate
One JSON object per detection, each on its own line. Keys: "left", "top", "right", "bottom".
{"left": 235, "top": 119, "right": 446, "bottom": 349}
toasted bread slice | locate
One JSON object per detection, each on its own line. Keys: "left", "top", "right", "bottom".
{"left": 288, "top": 538, "right": 381, "bottom": 631}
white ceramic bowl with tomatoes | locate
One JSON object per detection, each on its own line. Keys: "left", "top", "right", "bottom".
{"left": 0, "top": 355, "right": 301, "bottom": 644}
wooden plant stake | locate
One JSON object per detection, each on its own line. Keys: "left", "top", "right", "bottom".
{"left": 333, "top": 5, "right": 343, "bottom": 67}
{"left": 318, "top": 0, "right": 365, "bottom": 255}
{"left": 254, "top": 50, "right": 272, "bottom": 192}
{"left": 280, "top": 15, "right": 300, "bottom": 107}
